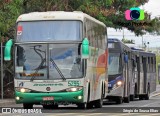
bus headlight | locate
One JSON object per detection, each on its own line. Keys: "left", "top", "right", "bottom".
{"left": 116, "top": 81, "right": 122, "bottom": 86}
{"left": 15, "top": 87, "right": 31, "bottom": 93}
{"left": 66, "top": 87, "right": 83, "bottom": 92}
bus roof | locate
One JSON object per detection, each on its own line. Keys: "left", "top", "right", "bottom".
{"left": 139, "top": 51, "right": 156, "bottom": 57}
{"left": 108, "top": 38, "right": 120, "bottom": 43}
{"left": 108, "top": 38, "right": 131, "bottom": 52}
{"left": 16, "top": 11, "right": 106, "bottom": 27}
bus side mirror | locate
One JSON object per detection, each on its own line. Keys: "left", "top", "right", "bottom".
{"left": 124, "top": 55, "right": 128, "bottom": 63}
{"left": 82, "top": 38, "right": 89, "bottom": 59}
{"left": 4, "top": 39, "right": 13, "bottom": 61}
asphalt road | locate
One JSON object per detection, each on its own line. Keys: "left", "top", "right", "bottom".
{"left": 1, "top": 95, "right": 160, "bottom": 116}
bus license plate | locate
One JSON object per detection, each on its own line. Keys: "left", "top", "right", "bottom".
{"left": 43, "top": 97, "right": 54, "bottom": 101}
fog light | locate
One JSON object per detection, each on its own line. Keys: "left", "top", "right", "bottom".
{"left": 78, "top": 96, "right": 82, "bottom": 100}
{"left": 16, "top": 96, "right": 20, "bottom": 100}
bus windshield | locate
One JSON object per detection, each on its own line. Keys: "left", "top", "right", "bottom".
{"left": 108, "top": 53, "right": 121, "bottom": 75}
{"left": 15, "top": 44, "right": 83, "bottom": 80}
{"left": 16, "top": 21, "right": 82, "bottom": 42}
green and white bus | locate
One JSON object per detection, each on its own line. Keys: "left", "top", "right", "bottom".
{"left": 5, "top": 11, "right": 108, "bottom": 109}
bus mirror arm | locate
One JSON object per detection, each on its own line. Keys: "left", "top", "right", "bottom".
{"left": 78, "top": 43, "right": 82, "bottom": 56}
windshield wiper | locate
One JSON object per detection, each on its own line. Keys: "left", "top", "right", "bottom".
{"left": 30, "top": 58, "right": 66, "bottom": 81}
{"left": 30, "top": 59, "right": 46, "bottom": 81}
{"left": 50, "top": 58, "right": 66, "bottom": 81}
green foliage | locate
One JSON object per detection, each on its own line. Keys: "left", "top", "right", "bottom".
{"left": 0, "top": 0, "right": 160, "bottom": 39}
{"left": 156, "top": 55, "right": 160, "bottom": 84}
{"left": 0, "top": 0, "right": 23, "bottom": 38}
{"left": 122, "top": 39, "right": 135, "bottom": 44}
{"left": 156, "top": 55, "right": 160, "bottom": 71}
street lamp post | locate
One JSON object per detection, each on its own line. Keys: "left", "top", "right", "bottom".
{"left": 0, "top": 36, "right": 9, "bottom": 99}
{"left": 147, "top": 42, "right": 150, "bottom": 51}
{"left": 142, "top": 35, "right": 143, "bottom": 49}
{"left": 1, "top": 38, "right": 3, "bottom": 99}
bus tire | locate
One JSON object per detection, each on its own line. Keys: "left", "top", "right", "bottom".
{"left": 77, "top": 103, "right": 87, "bottom": 109}
{"left": 134, "top": 84, "right": 138, "bottom": 98}
{"left": 123, "top": 96, "right": 130, "bottom": 103}
{"left": 139, "top": 95, "right": 143, "bottom": 100}
{"left": 145, "top": 85, "right": 150, "bottom": 100}
{"left": 23, "top": 103, "right": 33, "bottom": 109}
{"left": 130, "top": 95, "right": 134, "bottom": 101}
{"left": 116, "top": 97, "right": 122, "bottom": 104}
{"left": 43, "top": 104, "right": 58, "bottom": 109}
{"left": 77, "top": 84, "right": 90, "bottom": 109}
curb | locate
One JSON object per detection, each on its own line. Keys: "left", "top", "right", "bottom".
{"left": 150, "top": 92, "right": 160, "bottom": 98}
{"left": 0, "top": 100, "right": 15, "bottom": 106}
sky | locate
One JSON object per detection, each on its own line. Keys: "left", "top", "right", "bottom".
{"left": 108, "top": 0, "right": 160, "bottom": 48}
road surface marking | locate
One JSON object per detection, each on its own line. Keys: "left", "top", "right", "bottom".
{"left": 48, "top": 113, "right": 78, "bottom": 116}
{"left": 140, "top": 101, "right": 159, "bottom": 107}
{"left": 136, "top": 114, "right": 160, "bottom": 116}
{"left": 150, "top": 92, "right": 160, "bottom": 98}
{"left": 76, "top": 113, "right": 103, "bottom": 116}
{"left": 109, "top": 113, "right": 136, "bottom": 116}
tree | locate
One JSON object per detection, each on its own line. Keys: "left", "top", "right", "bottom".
{"left": 1, "top": 0, "right": 160, "bottom": 37}
{"left": 122, "top": 39, "right": 135, "bottom": 44}
{"left": 1, "top": 0, "right": 160, "bottom": 98}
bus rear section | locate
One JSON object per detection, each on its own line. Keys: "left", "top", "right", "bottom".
{"left": 133, "top": 50, "right": 156, "bottom": 100}
{"left": 106, "top": 38, "right": 132, "bottom": 104}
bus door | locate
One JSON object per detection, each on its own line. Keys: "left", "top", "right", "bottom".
{"left": 139, "top": 56, "right": 144, "bottom": 94}
{"left": 136, "top": 56, "right": 140, "bottom": 94}
{"left": 123, "top": 52, "right": 129, "bottom": 98}
{"left": 131, "top": 56, "right": 136, "bottom": 94}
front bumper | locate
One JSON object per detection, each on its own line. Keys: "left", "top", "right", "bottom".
{"left": 15, "top": 89, "right": 83, "bottom": 104}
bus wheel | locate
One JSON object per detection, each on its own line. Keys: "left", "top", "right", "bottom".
{"left": 124, "top": 96, "right": 130, "bottom": 103}
{"left": 130, "top": 95, "right": 134, "bottom": 101}
{"left": 145, "top": 86, "right": 150, "bottom": 100}
{"left": 77, "top": 103, "right": 87, "bottom": 109}
{"left": 116, "top": 97, "right": 122, "bottom": 104}
{"left": 139, "top": 95, "right": 143, "bottom": 100}
{"left": 23, "top": 103, "right": 33, "bottom": 109}
{"left": 43, "top": 104, "right": 58, "bottom": 109}
{"left": 77, "top": 85, "right": 90, "bottom": 109}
